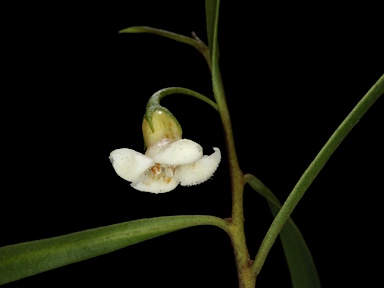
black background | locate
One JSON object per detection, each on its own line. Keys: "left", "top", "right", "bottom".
{"left": 2, "top": 2, "right": 383, "bottom": 287}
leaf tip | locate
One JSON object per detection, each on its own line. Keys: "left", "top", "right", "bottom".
{"left": 118, "top": 27, "right": 135, "bottom": 34}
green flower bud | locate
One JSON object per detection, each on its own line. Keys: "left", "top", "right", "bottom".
{"left": 142, "top": 109, "right": 182, "bottom": 149}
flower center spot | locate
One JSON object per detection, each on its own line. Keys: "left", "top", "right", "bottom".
{"left": 147, "top": 163, "right": 176, "bottom": 184}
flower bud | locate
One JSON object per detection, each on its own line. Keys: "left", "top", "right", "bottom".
{"left": 142, "top": 109, "right": 182, "bottom": 149}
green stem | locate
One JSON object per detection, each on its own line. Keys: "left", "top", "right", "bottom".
{"left": 251, "top": 74, "right": 384, "bottom": 276}
{"left": 144, "top": 87, "right": 218, "bottom": 134}
{"left": 148, "top": 87, "right": 218, "bottom": 111}
{"left": 210, "top": 1, "right": 255, "bottom": 287}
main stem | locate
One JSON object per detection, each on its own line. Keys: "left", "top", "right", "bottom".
{"left": 210, "top": 2, "right": 255, "bottom": 286}
{"left": 212, "top": 58, "right": 255, "bottom": 288}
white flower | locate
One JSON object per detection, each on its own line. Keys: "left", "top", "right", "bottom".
{"left": 110, "top": 139, "right": 221, "bottom": 193}
{"left": 110, "top": 108, "right": 221, "bottom": 193}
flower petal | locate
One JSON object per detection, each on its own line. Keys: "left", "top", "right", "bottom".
{"left": 109, "top": 148, "right": 154, "bottom": 182}
{"left": 131, "top": 167, "right": 179, "bottom": 193}
{"left": 177, "top": 147, "right": 221, "bottom": 186}
{"left": 151, "top": 139, "right": 203, "bottom": 165}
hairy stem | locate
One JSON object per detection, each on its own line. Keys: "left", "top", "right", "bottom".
{"left": 210, "top": 1, "right": 255, "bottom": 287}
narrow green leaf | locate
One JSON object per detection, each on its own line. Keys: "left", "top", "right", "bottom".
{"left": 251, "top": 73, "right": 383, "bottom": 282}
{"left": 119, "top": 26, "right": 211, "bottom": 69}
{"left": 119, "top": 26, "right": 197, "bottom": 46}
{"left": 245, "top": 174, "right": 321, "bottom": 288}
{"left": 0, "top": 215, "right": 227, "bottom": 285}
{"left": 205, "top": 0, "right": 219, "bottom": 55}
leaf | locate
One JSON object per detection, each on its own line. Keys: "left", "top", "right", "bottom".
{"left": 119, "top": 26, "right": 211, "bottom": 69}
{"left": 0, "top": 215, "right": 227, "bottom": 285}
{"left": 245, "top": 174, "right": 322, "bottom": 288}
{"left": 119, "top": 26, "right": 197, "bottom": 46}
{"left": 250, "top": 74, "right": 383, "bottom": 285}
